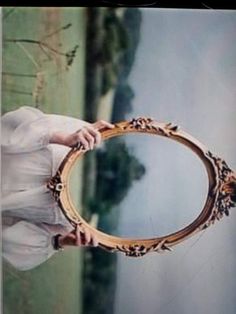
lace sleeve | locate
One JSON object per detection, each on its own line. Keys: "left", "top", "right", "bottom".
{"left": 1, "top": 106, "right": 52, "bottom": 154}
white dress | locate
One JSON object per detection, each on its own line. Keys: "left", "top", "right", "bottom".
{"left": 1, "top": 106, "right": 90, "bottom": 271}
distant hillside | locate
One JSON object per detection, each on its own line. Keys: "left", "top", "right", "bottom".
{"left": 85, "top": 7, "right": 142, "bottom": 123}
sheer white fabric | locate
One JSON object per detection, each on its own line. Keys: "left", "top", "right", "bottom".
{"left": 1, "top": 106, "right": 90, "bottom": 271}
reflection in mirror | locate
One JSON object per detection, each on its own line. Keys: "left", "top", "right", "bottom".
{"left": 69, "top": 133, "right": 208, "bottom": 238}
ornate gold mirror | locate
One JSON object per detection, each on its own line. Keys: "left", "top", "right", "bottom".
{"left": 48, "top": 118, "right": 236, "bottom": 257}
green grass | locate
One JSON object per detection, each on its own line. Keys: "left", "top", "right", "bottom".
{"left": 2, "top": 7, "right": 87, "bottom": 314}
{"left": 3, "top": 250, "right": 84, "bottom": 314}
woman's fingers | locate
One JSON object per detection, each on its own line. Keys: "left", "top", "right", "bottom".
{"left": 81, "top": 129, "right": 95, "bottom": 150}
{"left": 85, "top": 126, "right": 102, "bottom": 146}
{"left": 82, "top": 230, "right": 99, "bottom": 247}
{"left": 74, "top": 225, "right": 99, "bottom": 247}
{"left": 75, "top": 226, "right": 82, "bottom": 246}
{"left": 76, "top": 133, "right": 89, "bottom": 150}
{"left": 83, "top": 228, "right": 92, "bottom": 245}
{"left": 91, "top": 234, "right": 99, "bottom": 247}
{"left": 68, "top": 120, "right": 114, "bottom": 149}
{"left": 92, "top": 120, "right": 114, "bottom": 131}
{"left": 75, "top": 126, "right": 102, "bottom": 150}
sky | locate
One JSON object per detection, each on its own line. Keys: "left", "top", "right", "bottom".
{"left": 113, "top": 8, "right": 236, "bottom": 314}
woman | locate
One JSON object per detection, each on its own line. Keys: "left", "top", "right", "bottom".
{"left": 1, "top": 106, "right": 114, "bottom": 271}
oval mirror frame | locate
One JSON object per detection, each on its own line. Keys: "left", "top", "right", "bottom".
{"left": 47, "top": 118, "right": 236, "bottom": 257}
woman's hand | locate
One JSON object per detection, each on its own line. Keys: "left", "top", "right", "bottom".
{"left": 58, "top": 225, "right": 99, "bottom": 248}
{"left": 50, "top": 120, "right": 114, "bottom": 150}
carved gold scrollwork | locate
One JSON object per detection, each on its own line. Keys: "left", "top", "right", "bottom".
{"left": 47, "top": 118, "right": 236, "bottom": 257}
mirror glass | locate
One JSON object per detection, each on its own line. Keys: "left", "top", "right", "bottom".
{"left": 69, "top": 132, "right": 208, "bottom": 238}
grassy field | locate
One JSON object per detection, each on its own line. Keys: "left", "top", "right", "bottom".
{"left": 2, "top": 7, "right": 87, "bottom": 314}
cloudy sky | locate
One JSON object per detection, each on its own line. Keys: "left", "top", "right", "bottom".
{"left": 113, "top": 8, "right": 236, "bottom": 314}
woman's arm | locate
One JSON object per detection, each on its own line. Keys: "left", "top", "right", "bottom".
{"left": 2, "top": 221, "right": 98, "bottom": 271}
{"left": 2, "top": 106, "right": 114, "bottom": 153}
{"left": 2, "top": 220, "right": 98, "bottom": 270}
